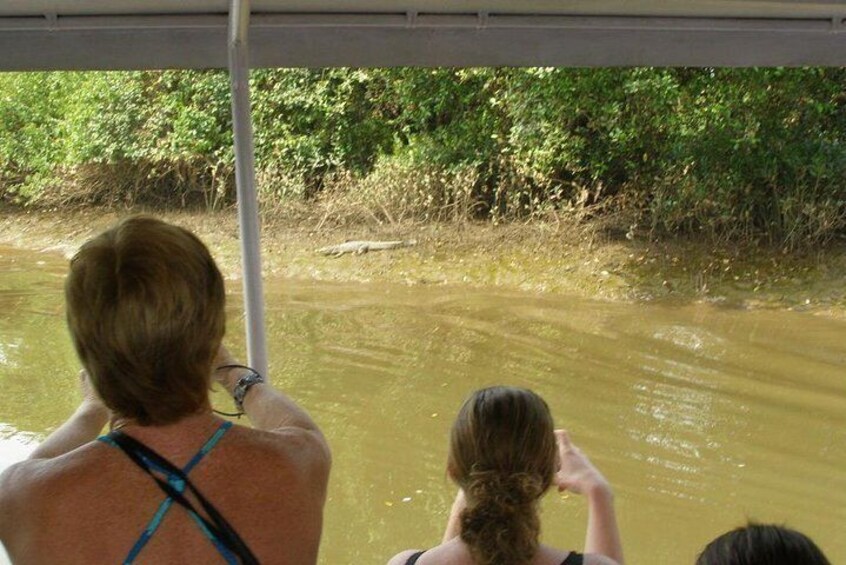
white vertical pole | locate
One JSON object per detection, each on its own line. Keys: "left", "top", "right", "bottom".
{"left": 228, "top": 0, "right": 268, "bottom": 377}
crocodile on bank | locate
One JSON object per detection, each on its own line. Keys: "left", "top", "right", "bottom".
{"left": 316, "top": 240, "right": 417, "bottom": 257}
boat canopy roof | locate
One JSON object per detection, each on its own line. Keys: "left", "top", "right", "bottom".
{"left": 2, "top": 1, "right": 844, "bottom": 18}
{"left": 2, "top": 0, "right": 846, "bottom": 70}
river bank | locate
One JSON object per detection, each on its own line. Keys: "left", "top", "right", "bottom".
{"left": 1, "top": 206, "right": 845, "bottom": 318}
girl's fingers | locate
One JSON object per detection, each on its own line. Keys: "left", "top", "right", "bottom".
{"left": 556, "top": 429, "right": 573, "bottom": 451}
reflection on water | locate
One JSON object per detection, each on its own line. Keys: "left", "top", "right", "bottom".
{"left": 0, "top": 246, "right": 844, "bottom": 564}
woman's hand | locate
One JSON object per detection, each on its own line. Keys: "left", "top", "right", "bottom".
{"left": 78, "top": 370, "right": 109, "bottom": 419}
{"left": 442, "top": 488, "right": 467, "bottom": 542}
{"left": 554, "top": 430, "right": 624, "bottom": 564}
{"left": 451, "top": 489, "right": 467, "bottom": 513}
{"left": 554, "top": 429, "right": 611, "bottom": 496}
{"left": 212, "top": 344, "right": 237, "bottom": 380}
{"left": 28, "top": 370, "right": 110, "bottom": 459}
{"left": 211, "top": 344, "right": 246, "bottom": 395}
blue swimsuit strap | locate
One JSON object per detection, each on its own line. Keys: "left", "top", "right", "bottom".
{"left": 98, "top": 420, "right": 235, "bottom": 564}
{"left": 105, "top": 430, "right": 257, "bottom": 564}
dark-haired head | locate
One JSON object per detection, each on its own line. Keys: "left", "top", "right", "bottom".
{"left": 697, "top": 523, "right": 830, "bottom": 565}
{"left": 448, "top": 386, "right": 557, "bottom": 565}
{"left": 65, "top": 216, "right": 226, "bottom": 426}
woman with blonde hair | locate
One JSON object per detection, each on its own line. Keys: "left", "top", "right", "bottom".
{"left": 0, "top": 216, "right": 330, "bottom": 564}
{"left": 389, "top": 386, "right": 623, "bottom": 565}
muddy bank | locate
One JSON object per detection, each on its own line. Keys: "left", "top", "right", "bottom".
{"left": 1, "top": 207, "right": 845, "bottom": 318}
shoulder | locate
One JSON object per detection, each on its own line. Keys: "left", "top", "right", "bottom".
{"left": 229, "top": 424, "right": 331, "bottom": 484}
{"left": 259, "top": 425, "right": 331, "bottom": 480}
{"left": 538, "top": 546, "right": 620, "bottom": 565}
{"left": 0, "top": 455, "right": 58, "bottom": 501}
{"left": 0, "top": 460, "right": 28, "bottom": 535}
{"left": 0, "top": 455, "right": 71, "bottom": 538}
{"left": 387, "top": 549, "right": 425, "bottom": 565}
{"left": 584, "top": 553, "right": 621, "bottom": 565}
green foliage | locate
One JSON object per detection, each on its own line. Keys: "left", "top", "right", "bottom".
{"left": 378, "top": 68, "right": 513, "bottom": 217}
{"left": 0, "top": 72, "right": 80, "bottom": 199}
{"left": 506, "top": 68, "right": 681, "bottom": 214}
{"left": 509, "top": 70, "right": 603, "bottom": 188}
{"left": 251, "top": 69, "right": 394, "bottom": 197}
{"left": 653, "top": 68, "right": 846, "bottom": 247}
{"left": 1, "top": 67, "right": 844, "bottom": 247}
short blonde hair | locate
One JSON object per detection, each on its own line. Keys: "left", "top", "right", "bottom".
{"left": 65, "top": 216, "right": 225, "bottom": 425}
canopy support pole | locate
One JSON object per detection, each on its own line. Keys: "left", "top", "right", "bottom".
{"left": 228, "top": 0, "right": 268, "bottom": 377}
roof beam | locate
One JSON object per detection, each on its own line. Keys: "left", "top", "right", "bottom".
{"left": 1, "top": 12, "right": 845, "bottom": 70}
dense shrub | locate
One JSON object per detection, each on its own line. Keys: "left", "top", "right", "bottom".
{"left": 251, "top": 68, "right": 395, "bottom": 198}
{"left": 654, "top": 68, "right": 846, "bottom": 247}
{"left": 1, "top": 68, "right": 844, "bottom": 247}
{"left": 0, "top": 72, "right": 81, "bottom": 200}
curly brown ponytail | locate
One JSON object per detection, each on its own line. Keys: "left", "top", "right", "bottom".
{"left": 448, "top": 387, "right": 557, "bottom": 565}
{"left": 461, "top": 471, "right": 546, "bottom": 564}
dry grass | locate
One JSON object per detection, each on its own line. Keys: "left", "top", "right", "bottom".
{"left": 2, "top": 204, "right": 845, "bottom": 316}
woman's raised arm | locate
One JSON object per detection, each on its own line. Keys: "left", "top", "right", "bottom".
{"left": 213, "top": 345, "right": 331, "bottom": 466}
{"left": 554, "top": 430, "right": 624, "bottom": 565}
{"left": 28, "top": 370, "right": 109, "bottom": 460}
{"left": 442, "top": 488, "right": 467, "bottom": 542}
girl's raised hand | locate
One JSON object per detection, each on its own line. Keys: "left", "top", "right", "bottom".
{"left": 553, "top": 429, "right": 610, "bottom": 496}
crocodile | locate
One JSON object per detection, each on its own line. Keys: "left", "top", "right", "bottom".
{"left": 316, "top": 239, "right": 417, "bottom": 257}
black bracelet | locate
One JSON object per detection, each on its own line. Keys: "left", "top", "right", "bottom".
{"left": 216, "top": 364, "right": 265, "bottom": 412}
{"left": 215, "top": 364, "right": 256, "bottom": 373}
{"left": 213, "top": 364, "right": 254, "bottom": 418}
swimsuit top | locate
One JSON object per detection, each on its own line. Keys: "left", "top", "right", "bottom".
{"left": 404, "top": 549, "right": 585, "bottom": 565}
{"left": 99, "top": 420, "right": 257, "bottom": 564}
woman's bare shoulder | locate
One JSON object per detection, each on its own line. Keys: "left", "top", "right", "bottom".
{"left": 224, "top": 424, "right": 331, "bottom": 484}
{"left": 1, "top": 441, "right": 107, "bottom": 490}
{"left": 387, "top": 549, "right": 424, "bottom": 565}
{"left": 387, "top": 541, "right": 471, "bottom": 565}
{"left": 538, "top": 546, "right": 619, "bottom": 565}
{"left": 0, "top": 459, "right": 30, "bottom": 524}
{"left": 0, "top": 444, "right": 108, "bottom": 536}
{"left": 584, "top": 553, "right": 621, "bottom": 565}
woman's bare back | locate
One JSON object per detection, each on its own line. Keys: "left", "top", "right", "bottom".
{"left": 1, "top": 418, "right": 329, "bottom": 565}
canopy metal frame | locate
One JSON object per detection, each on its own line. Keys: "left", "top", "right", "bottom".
{"left": 228, "top": 0, "right": 267, "bottom": 377}
{"left": 2, "top": 10, "right": 846, "bottom": 70}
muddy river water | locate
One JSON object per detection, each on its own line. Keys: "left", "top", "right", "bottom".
{"left": 0, "top": 245, "right": 844, "bottom": 564}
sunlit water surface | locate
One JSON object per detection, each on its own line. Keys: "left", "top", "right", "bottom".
{"left": 0, "top": 246, "right": 844, "bottom": 564}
